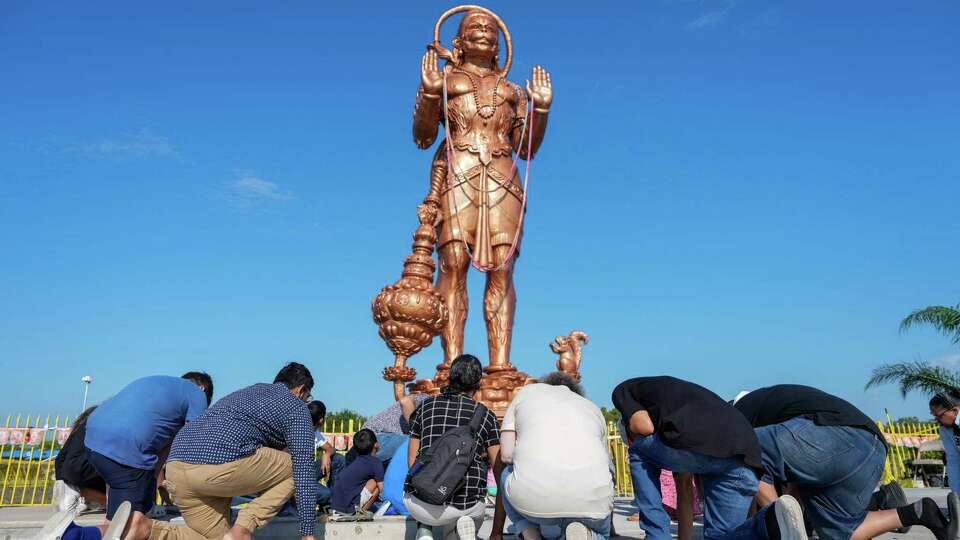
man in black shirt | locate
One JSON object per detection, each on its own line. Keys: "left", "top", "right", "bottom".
{"left": 734, "top": 384, "right": 958, "bottom": 540}
{"left": 612, "top": 377, "right": 807, "bottom": 540}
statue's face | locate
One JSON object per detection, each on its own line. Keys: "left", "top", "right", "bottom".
{"left": 457, "top": 12, "right": 499, "bottom": 59}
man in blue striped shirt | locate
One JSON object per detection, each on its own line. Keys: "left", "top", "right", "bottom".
{"left": 150, "top": 363, "right": 318, "bottom": 540}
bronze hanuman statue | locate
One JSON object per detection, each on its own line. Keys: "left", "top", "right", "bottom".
{"left": 414, "top": 7, "right": 552, "bottom": 373}
{"left": 373, "top": 5, "right": 562, "bottom": 414}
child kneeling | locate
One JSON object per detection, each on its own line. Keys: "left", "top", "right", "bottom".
{"left": 331, "top": 429, "right": 383, "bottom": 514}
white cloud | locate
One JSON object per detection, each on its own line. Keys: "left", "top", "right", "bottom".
{"left": 224, "top": 172, "right": 295, "bottom": 209}
{"left": 687, "top": 9, "right": 729, "bottom": 30}
{"left": 73, "top": 129, "right": 176, "bottom": 157}
{"left": 934, "top": 353, "right": 960, "bottom": 368}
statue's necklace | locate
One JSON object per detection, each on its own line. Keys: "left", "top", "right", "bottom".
{"left": 457, "top": 69, "right": 503, "bottom": 120}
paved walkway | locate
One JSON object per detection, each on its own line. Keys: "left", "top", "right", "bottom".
{"left": 0, "top": 490, "right": 951, "bottom": 539}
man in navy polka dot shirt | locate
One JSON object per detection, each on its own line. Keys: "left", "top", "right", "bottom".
{"left": 151, "top": 363, "right": 318, "bottom": 540}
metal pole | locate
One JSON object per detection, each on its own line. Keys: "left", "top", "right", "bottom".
{"left": 81, "top": 376, "right": 93, "bottom": 411}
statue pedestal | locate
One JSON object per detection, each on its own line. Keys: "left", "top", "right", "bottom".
{"left": 409, "top": 363, "right": 534, "bottom": 418}
{"left": 478, "top": 366, "right": 534, "bottom": 418}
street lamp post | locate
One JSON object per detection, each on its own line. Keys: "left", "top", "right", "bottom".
{"left": 81, "top": 375, "right": 93, "bottom": 411}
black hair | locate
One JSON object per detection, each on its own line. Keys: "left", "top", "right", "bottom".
{"left": 539, "top": 371, "right": 585, "bottom": 396}
{"left": 930, "top": 392, "right": 959, "bottom": 410}
{"left": 182, "top": 372, "right": 214, "bottom": 405}
{"left": 274, "top": 362, "right": 314, "bottom": 392}
{"left": 74, "top": 405, "right": 98, "bottom": 427}
{"left": 443, "top": 354, "right": 483, "bottom": 396}
{"left": 353, "top": 428, "right": 377, "bottom": 455}
{"left": 308, "top": 401, "right": 327, "bottom": 428}
{"left": 63, "top": 406, "right": 99, "bottom": 449}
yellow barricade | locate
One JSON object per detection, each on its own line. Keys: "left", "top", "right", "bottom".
{"left": 0, "top": 415, "right": 940, "bottom": 506}
{"left": 0, "top": 414, "right": 73, "bottom": 506}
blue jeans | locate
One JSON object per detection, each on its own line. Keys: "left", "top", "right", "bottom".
{"left": 500, "top": 465, "right": 611, "bottom": 540}
{"left": 314, "top": 453, "right": 346, "bottom": 507}
{"left": 725, "top": 417, "right": 886, "bottom": 539}
{"left": 628, "top": 435, "right": 757, "bottom": 540}
{"left": 375, "top": 433, "right": 407, "bottom": 464}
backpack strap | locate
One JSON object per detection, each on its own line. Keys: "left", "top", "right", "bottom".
{"left": 468, "top": 403, "right": 488, "bottom": 435}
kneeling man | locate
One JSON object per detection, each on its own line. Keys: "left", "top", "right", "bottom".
{"left": 496, "top": 372, "right": 613, "bottom": 540}
{"left": 733, "top": 384, "right": 958, "bottom": 540}
{"left": 613, "top": 376, "right": 806, "bottom": 540}
{"left": 151, "top": 362, "right": 318, "bottom": 540}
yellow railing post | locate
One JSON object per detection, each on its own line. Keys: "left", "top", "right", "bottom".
{"left": 0, "top": 414, "right": 12, "bottom": 505}
{"left": 39, "top": 415, "right": 64, "bottom": 505}
{"left": 878, "top": 421, "right": 895, "bottom": 483}
{"left": 9, "top": 415, "right": 31, "bottom": 505}
{"left": 18, "top": 415, "right": 41, "bottom": 504}
{"left": 25, "top": 415, "right": 50, "bottom": 505}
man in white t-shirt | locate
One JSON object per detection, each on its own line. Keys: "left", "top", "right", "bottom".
{"left": 495, "top": 372, "right": 614, "bottom": 540}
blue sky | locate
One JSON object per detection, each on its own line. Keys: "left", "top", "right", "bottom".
{"left": 1, "top": 1, "right": 957, "bottom": 422}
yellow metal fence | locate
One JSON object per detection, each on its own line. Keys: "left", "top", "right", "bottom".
{"left": 0, "top": 414, "right": 74, "bottom": 506}
{"left": 0, "top": 415, "right": 943, "bottom": 506}
{"left": 604, "top": 420, "right": 945, "bottom": 498}
{"left": 876, "top": 419, "right": 941, "bottom": 484}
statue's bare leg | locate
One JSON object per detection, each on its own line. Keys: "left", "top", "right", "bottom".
{"left": 437, "top": 241, "right": 470, "bottom": 366}
{"left": 484, "top": 244, "right": 517, "bottom": 369}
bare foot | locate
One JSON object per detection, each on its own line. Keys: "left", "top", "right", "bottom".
{"left": 223, "top": 524, "right": 253, "bottom": 540}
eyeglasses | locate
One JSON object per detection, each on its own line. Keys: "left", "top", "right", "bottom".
{"left": 933, "top": 408, "right": 955, "bottom": 421}
{"left": 301, "top": 390, "right": 313, "bottom": 402}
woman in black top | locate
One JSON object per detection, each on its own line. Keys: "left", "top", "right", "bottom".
{"left": 403, "top": 355, "right": 500, "bottom": 540}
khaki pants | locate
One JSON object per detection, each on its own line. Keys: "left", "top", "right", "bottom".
{"left": 149, "top": 448, "right": 295, "bottom": 540}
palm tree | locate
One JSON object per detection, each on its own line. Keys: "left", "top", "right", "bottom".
{"left": 866, "top": 361, "right": 960, "bottom": 397}
{"left": 866, "top": 303, "right": 960, "bottom": 397}
{"left": 900, "top": 304, "right": 960, "bottom": 344}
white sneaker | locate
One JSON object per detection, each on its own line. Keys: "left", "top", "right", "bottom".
{"left": 103, "top": 501, "right": 132, "bottom": 540}
{"left": 774, "top": 495, "right": 808, "bottom": 540}
{"left": 416, "top": 525, "right": 435, "bottom": 540}
{"left": 53, "top": 481, "right": 82, "bottom": 513}
{"left": 455, "top": 516, "right": 476, "bottom": 540}
{"left": 373, "top": 501, "right": 391, "bottom": 518}
{"left": 33, "top": 508, "right": 76, "bottom": 540}
{"left": 564, "top": 522, "right": 591, "bottom": 540}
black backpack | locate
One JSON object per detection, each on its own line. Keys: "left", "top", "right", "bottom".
{"left": 407, "top": 402, "right": 488, "bottom": 505}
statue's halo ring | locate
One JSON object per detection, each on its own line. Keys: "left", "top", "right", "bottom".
{"left": 433, "top": 4, "right": 512, "bottom": 77}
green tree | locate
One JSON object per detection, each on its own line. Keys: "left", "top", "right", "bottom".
{"left": 866, "top": 302, "right": 960, "bottom": 397}
{"left": 324, "top": 409, "right": 367, "bottom": 432}
{"left": 600, "top": 406, "right": 621, "bottom": 425}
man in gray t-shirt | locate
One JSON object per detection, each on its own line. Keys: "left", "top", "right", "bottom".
{"left": 360, "top": 394, "right": 426, "bottom": 463}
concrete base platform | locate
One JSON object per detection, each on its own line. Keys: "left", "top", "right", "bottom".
{"left": 0, "top": 491, "right": 950, "bottom": 540}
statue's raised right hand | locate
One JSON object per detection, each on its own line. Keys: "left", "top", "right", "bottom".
{"left": 420, "top": 50, "right": 444, "bottom": 96}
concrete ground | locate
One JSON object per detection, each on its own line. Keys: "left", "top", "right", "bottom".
{"left": 0, "top": 489, "right": 951, "bottom": 540}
